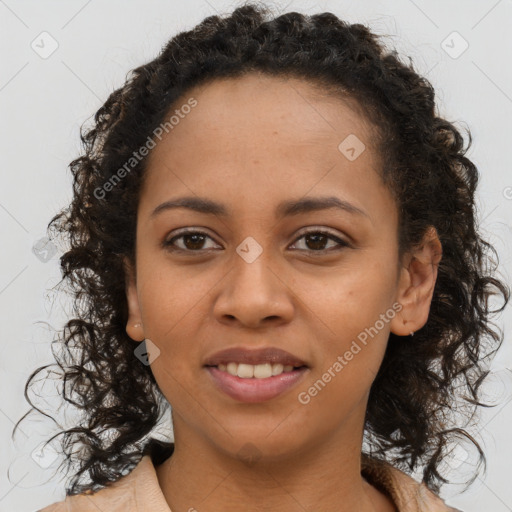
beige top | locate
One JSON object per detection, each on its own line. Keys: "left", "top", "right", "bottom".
{"left": 38, "top": 454, "right": 462, "bottom": 511}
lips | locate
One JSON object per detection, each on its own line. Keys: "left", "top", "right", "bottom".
{"left": 206, "top": 365, "right": 309, "bottom": 403}
{"left": 203, "top": 346, "right": 308, "bottom": 368}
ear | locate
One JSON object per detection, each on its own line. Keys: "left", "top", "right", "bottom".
{"left": 390, "top": 226, "right": 442, "bottom": 336}
{"left": 123, "top": 256, "right": 145, "bottom": 342}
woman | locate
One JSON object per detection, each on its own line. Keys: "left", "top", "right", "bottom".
{"left": 23, "top": 3, "right": 508, "bottom": 511}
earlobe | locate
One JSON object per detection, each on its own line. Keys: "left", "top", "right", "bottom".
{"left": 123, "top": 256, "right": 145, "bottom": 342}
{"left": 390, "top": 226, "right": 442, "bottom": 336}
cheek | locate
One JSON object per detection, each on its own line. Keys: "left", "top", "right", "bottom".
{"left": 138, "top": 258, "right": 212, "bottom": 333}
{"left": 135, "top": 269, "right": 207, "bottom": 385}
{"left": 298, "top": 301, "right": 392, "bottom": 422}
{"left": 300, "top": 255, "right": 397, "bottom": 397}
{"left": 303, "top": 255, "right": 398, "bottom": 338}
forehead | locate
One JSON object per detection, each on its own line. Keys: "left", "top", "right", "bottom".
{"left": 139, "top": 73, "right": 391, "bottom": 224}
{"left": 163, "top": 72, "right": 375, "bottom": 151}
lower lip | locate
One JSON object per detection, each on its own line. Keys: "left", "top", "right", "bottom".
{"left": 205, "top": 366, "right": 309, "bottom": 403}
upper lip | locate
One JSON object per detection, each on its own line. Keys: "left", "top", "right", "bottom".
{"left": 203, "top": 347, "right": 308, "bottom": 367}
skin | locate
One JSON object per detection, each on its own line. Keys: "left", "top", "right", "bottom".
{"left": 124, "top": 72, "right": 442, "bottom": 512}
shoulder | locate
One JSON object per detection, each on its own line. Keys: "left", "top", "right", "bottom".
{"left": 361, "top": 454, "right": 463, "bottom": 512}
{"left": 37, "top": 455, "right": 171, "bottom": 512}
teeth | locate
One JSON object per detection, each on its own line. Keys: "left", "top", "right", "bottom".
{"left": 271, "top": 363, "right": 284, "bottom": 376}
{"left": 217, "top": 362, "right": 297, "bottom": 378}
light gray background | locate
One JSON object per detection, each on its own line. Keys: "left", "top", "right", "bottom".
{"left": 1, "top": 1, "right": 511, "bottom": 510}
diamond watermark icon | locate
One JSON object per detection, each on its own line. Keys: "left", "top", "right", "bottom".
{"left": 480, "top": 368, "right": 512, "bottom": 406}
{"left": 236, "top": 236, "right": 263, "bottom": 263}
{"left": 31, "top": 31, "right": 59, "bottom": 59}
{"left": 446, "top": 444, "right": 470, "bottom": 470}
{"left": 32, "top": 236, "right": 57, "bottom": 262}
{"left": 441, "top": 31, "right": 469, "bottom": 59}
{"left": 31, "top": 441, "right": 60, "bottom": 468}
{"left": 134, "top": 338, "right": 161, "bottom": 365}
{"left": 338, "top": 134, "right": 366, "bottom": 161}
{"left": 237, "top": 442, "right": 263, "bottom": 465}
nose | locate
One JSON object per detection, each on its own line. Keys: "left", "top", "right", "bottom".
{"left": 213, "top": 248, "right": 295, "bottom": 329}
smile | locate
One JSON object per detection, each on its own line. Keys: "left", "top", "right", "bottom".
{"left": 205, "top": 365, "right": 309, "bottom": 403}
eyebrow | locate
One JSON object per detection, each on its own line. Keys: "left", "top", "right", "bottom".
{"left": 150, "top": 195, "right": 369, "bottom": 220}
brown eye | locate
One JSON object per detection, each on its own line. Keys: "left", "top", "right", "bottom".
{"left": 304, "top": 233, "right": 329, "bottom": 251}
{"left": 163, "top": 230, "right": 220, "bottom": 252}
{"left": 180, "top": 233, "right": 207, "bottom": 250}
{"left": 290, "top": 230, "right": 350, "bottom": 253}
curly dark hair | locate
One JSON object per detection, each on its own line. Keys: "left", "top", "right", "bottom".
{"left": 15, "top": 1, "right": 509, "bottom": 497}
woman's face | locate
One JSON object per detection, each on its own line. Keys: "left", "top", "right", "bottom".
{"left": 124, "top": 73, "right": 431, "bottom": 461}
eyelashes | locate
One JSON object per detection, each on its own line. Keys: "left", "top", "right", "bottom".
{"left": 290, "top": 230, "right": 350, "bottom": 252}
{"left": 162, "top": 227, "right": 351, "bottom": 255}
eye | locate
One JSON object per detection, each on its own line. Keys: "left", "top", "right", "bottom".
{"left": 163, "top": 229, "right": 220, "bottom": 253}
{"left": 289, "top": 229, "right": 350, "bottom": 253}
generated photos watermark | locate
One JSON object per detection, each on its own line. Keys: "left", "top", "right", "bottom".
{"left": 297, "top": 302, "right": 403, "bottom": 405}
{"left": 94, "top": 97, "right": 198, "bottom": 200}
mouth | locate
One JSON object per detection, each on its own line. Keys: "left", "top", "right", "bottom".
{"left": 203, "top": 346, "right": 309, "bottom": 403}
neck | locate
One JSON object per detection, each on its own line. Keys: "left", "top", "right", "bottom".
{"left": 155, "top": 418, "right": 394, "bottom": 512}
